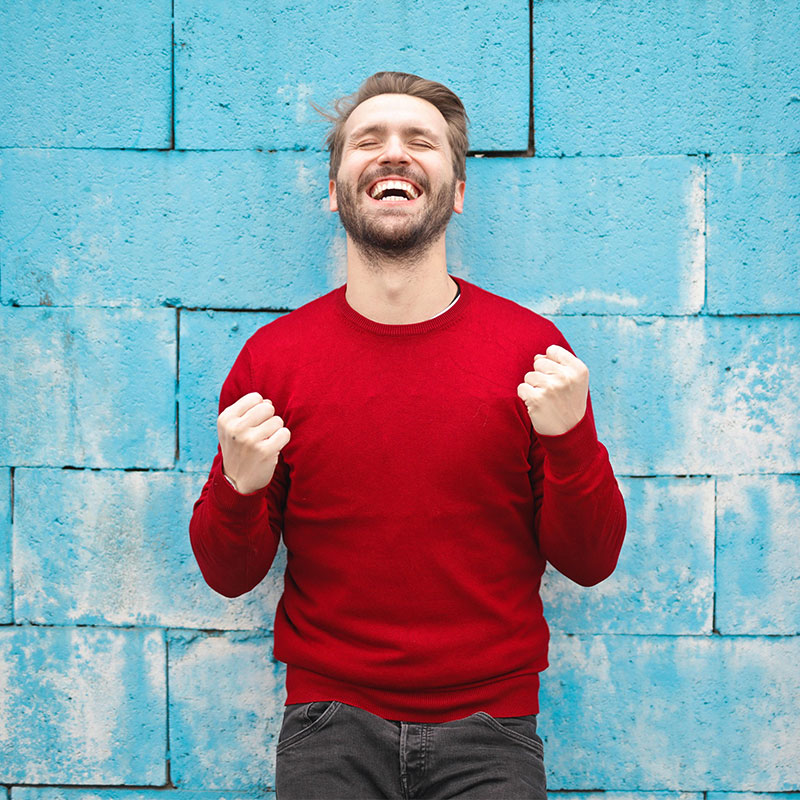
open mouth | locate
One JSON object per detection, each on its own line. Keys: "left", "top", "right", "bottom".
{"left": 366, "top": 178, "right": 423, "bottom": 204}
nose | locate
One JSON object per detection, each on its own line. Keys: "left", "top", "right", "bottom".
{"left": 377, "top": 135, "right": 411, "bottom": 165}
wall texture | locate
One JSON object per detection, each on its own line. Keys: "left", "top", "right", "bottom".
{"left": 1, "top": 0, "right": 798, "bottom": 796}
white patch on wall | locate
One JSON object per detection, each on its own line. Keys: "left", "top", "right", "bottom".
{"left": 534, "top": 288, "right": 643, "bottom": 315}
{"left": 91, "top": 192, "right": 113, "bottom": 210}
{"left": 171, "top": 635, "right": 284, "bottom": 783}
{"left": 730, "top": 152, "right": 745, "bottom": 186}
{"left": 680, "top": 162, "right": 706, "bottom": 312}
{"left": 0, "top": 638, "right": 16, "bottom": 746}
{"left": 276, "top": 81, "right": 315, "bottom": 124}
{"left": 719, "top": 476, "right": 800, "bottom": 632}
{"left": 666, "top": 318, "right": 710, "bottom": 473}
{"left": 710, "top": 334, "right": 800, "bottom": 472}
{"left": 295, "top": 158, "right": 323, "bottom": 199}
{"left": 38, "top": 630, "right": 123, "bottom": 773}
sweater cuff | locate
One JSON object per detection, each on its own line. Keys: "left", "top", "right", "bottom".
{"left": 536, "top": 409, "right": 602, "bottom": 479}
{"left": 209, "top": 467, "right": 267, "bottom": 517}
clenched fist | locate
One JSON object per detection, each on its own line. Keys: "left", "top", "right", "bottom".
{"left": 217, "top": 392, "right": 291, "bottom": 495}
{"left": 517, "top": 344, "right": 589, "bottom": 436}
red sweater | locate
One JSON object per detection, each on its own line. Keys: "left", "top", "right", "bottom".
{"left": 189, "top": 275, "right": 626, "bottom": 722}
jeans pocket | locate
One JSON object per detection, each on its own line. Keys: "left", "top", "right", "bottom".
{"left": 473, "top": 711, "right": 544, "bottom": 754}
{"left": 277, "top": 700, "right": 341, "bottom": 754}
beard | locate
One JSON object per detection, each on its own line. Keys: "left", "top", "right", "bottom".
{"left": 335, "top": 169, "right": 458, "bottom": 268}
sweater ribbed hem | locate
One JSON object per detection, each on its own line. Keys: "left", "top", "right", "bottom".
{"left": 284, "top": 664, "right": 542, "bottom": 723}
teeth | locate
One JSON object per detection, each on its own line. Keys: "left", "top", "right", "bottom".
{"left": 369, "top": 179, "right": 420, "bottom": 200}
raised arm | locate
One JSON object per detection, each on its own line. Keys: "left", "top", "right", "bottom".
{"left": 518, "top": 343, "right": 626, "bottom": 586}
{"left": 189, "top": 344, "right": 291, "bottom": 598}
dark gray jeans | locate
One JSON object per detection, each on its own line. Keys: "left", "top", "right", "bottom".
{"left": 275, "top": 700, "right": 547, "bottom": 799}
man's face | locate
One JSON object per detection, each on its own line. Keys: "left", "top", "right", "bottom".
{"left": 329, "top": 93, "right": 466, "bottom": 260}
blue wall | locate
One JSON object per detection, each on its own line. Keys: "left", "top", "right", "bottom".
{"left": 1, "top": 0, "right": 798, "bottom": 795}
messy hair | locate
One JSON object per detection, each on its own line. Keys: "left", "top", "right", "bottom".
{"left": 311, "top": 71, "right": 470, "bottom": 183}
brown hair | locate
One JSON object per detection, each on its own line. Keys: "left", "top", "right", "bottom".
{"left": 312, "top": 72, "right": 470, "bottom": 183}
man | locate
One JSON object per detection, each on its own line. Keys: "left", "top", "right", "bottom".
{"left": 190, "top": 71, "right": 626, "bottom": 799}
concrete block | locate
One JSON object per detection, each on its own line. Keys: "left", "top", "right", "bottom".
{"left": 549, "top": 795, "right": 702, "bottom": 800}
{"left": 13, "top": 468, "right": 284, "bottom": 628}
{"left": 0, "top": 308, "right": 175, "bottom": 468}
{"left": 0, "top": 0, "right": 170, "bottom": 147}
{"left": 542, "top": 478, "right": 714, "bottom": 634}
{"left": 538, "top": 635, "right": 800, "bottom": 790}
{"left": 533, "top": 0, "right": 800, "bottom": 156}
{"left": 168, "top": 631, "right": 286, "bottom": 791}
{"left": 175, "top": 0, "right": 527, "bottom": 151}
{"left": 707, "top": 795, "right": 800, "bottom": 800}
{"left": 0, "top": 469, "right": 10, "bottom": 623}
{"left": 0, "top": 627, "right": 166, "bottom": 784}
{"left": 707, "top": 155, "right": 800, "bottom": 313}
{"left": 553, "top": 315, "right": 800, "bottom": 475}
{"left": 12, "top": 792, "right": 268, "bottom": 800}
{"left": 0, "top": 149, "right": 339, "bottom": 309}
{"left": 179, "top": 311, "right": 283, "bottom": 472}
{"left": 449, "top": 155, "right": 705, "bottom": 315}
{"left": 716, "top": 475, "right": 800, "bottom": 635}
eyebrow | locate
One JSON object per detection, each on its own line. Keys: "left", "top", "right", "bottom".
{"left": 347, "top": 123, "right": 442, "bottom": 143}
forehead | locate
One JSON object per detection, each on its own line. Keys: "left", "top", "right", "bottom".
{"left": 344, "top": 93, "right": 449, "bottom": 140}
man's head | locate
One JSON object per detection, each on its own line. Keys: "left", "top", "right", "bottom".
{"left": 316, "top": 72, "right": 470, "bottom": 263}
{"left": 318, "top": 72, "right": 469, "bottom": 184}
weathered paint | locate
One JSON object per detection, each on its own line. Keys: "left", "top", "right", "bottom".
{"left": 449, "top": 156, "right": 705, "bottom": 315}
{"left": 11, "top": 792, "right": 269, "bottom": 800}
{"left": 168, "top": 632, "right": 286, "bottom": 790}
{"left": 554, "top": 315, "right": 800, "bottom": 475}
{"left": 174, "top": 0, "right": 528, "bottom": 151}
{"left": 12, "top": 469, "right": 285, "bottom": 629}
{"left": 0, "top": 469, "right": 11, "bottom": 623}
{"left": 541, "top": 477, "right": 714, "bottom": 634}
{"left": 179, "top": 311, "right": 284, "bottom": 472}
{"left": 0, "top": 149, "right": 338, "bottom": 309}
{"left": 0, "top": 627, "right": 166, "bottom": 784}
{"left": 533, "top": 0, "right": 800, "bottom": 155}
{"left": 0, "top": 308, "right": 175, "bottom": 468}
{"left": 716, "top": 475, "right": 800, "bottom": 635}
{"left": 0, "top": 0, "right": 170, "bottom": 148}
{"left": 539, "top": 635, "right": 800, "bottom": 790}
{"left": 707, "top": 154, "right": 800, "bottom": 313}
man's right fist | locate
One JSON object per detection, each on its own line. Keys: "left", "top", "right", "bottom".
{"left": 217, "top": 392, "right": 291, "bottom": 495}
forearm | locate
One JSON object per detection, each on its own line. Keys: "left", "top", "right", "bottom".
{"left": 189, "top": 451, "right": 280, "bottom": 598}
{"left": 534, "top": 412, "right": 627, "bottom": 586}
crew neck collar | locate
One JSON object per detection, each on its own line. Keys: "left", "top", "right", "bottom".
{"left": 336, "top": 275, "right": 470, "bottom": 336}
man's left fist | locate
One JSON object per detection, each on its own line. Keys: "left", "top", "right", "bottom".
{"left": 517, "top": 344, "right": 589, "bottom": 436}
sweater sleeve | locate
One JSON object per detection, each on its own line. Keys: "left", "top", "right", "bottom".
{"left": 189, "top": 342, "right": 289, "bottom": 598}
{"left": 527, "top": 336, "right": 627, "bottom": 587}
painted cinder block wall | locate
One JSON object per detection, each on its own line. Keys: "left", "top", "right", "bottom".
{"left": 1, "top": 0, "right": 798, "bottom": 795}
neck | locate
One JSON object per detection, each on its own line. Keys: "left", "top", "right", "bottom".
{"left": 343, "top": 234, "right": 458, "bottom": 324}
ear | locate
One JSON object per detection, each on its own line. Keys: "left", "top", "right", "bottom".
{"left": 329, "top": 179, "right": 338, "bottom": 212}
{"left": 452, "top": 179, "right": 466, "bottom": 214}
